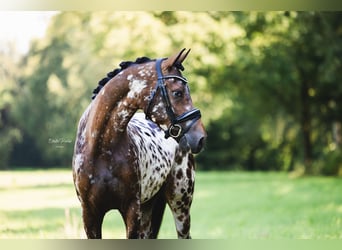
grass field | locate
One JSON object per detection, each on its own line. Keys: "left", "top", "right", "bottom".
{"left": 0, "top": 169, "right": 341, "bottom": 239}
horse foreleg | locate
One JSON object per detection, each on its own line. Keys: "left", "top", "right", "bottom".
{"left": 120, "top": 200, "right": 142, "bottom": 239}
{"left": 140, "top": 189, "right": 167, "bottom": 238}
{"left": 120, "top": 194, "right": 166, "bottom": 239}
{"left": 81, "top": 204, "right": 105, "bottom": 239}
{"left": 150, "top": 192, "right": 167, "bottom": 238}
{"left": 165, "top": 157, "right": 195, "bottom": 239}
{"left": 166, "top": 190, "right": 193, "bottom": 239}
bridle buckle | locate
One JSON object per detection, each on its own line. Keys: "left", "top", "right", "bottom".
{"left": 168, "top": 124, "right": 182, "bottom": 138}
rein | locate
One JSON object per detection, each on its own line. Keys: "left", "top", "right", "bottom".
{"left": 146, "top": 58, "right": 201, "bottom": 140}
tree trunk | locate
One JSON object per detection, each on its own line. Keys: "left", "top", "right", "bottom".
{"left": 300, "top": 79, "right": 313, "bottom": 174}
{"left": 333, "top": 121, "right": 341, "bottom": 148}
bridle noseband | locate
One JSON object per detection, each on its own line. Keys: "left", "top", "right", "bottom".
{"left": 146, "top": 58, "right": 201, "bottom": 140}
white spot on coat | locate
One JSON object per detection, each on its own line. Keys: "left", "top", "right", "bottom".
{"left": 91, "top": 131, "right": 97, "bottom": 138}
{"left": 160, "top": 124, "right": 168, "bottom": 131}
{"left": 73, "top": 154, "right": 84, "bottom": 173}
{"left": 127, "top": 74, "right": 133, "bottom": 81}
{"left": 127, "top": 79, "right": 147, "bottom": 98}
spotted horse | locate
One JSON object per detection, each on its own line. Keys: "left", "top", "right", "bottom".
{"left": 72, "top": 49, "right": 206, "bottom": 239}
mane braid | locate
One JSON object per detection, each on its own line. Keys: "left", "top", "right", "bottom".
{"left": 91, "top": 56, "right": 152, "bottom": 100}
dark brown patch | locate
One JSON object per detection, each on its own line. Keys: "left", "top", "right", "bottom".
{"left": 175, "top": 150, "right": 186, "bottom": 165}
{"left": 188, "top": 154, "right": 195, "bottom": 170}
{"left": 181, "top": 217, "right": 190, "bottom": 236}
{"left": 186, "top": 167, "right": 192, "bottom": 179}
{"left": 181, "top": 208, "right": 189, "bottom": 215}
{"left": 182, "top": 195, "right": 190, "bottom": 206}
{"left": 176, "top": 169, "right": 183, "bottom": 179}
{"left": 175, "top": 155, "right": 182, "bottom": 165}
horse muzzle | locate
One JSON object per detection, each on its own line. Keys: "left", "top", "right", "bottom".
{"left": 178, "top": 127, "right": 206, "bottom": 154}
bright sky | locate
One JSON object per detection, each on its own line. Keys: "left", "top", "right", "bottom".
{"left": 0, "top": 11, "right": 58, "bottom": 54}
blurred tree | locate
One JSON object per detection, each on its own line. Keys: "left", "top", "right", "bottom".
{"left": 3, "top": 11, "right": 342, "bottom": 175}
{"left": 197, "top": 12, "right": 342, "bottom": 174}
{"left": 0, "top": 48, "right": 22, "bottom": 169}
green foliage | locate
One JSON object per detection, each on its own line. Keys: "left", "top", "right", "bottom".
{"left": 314, "top": 149, "right": 342, "bottom": 176}
{"left": 198, "top": 12, "right": 342, "bottom": 175}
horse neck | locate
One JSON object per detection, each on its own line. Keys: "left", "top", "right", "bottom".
{"left": 86, "top": 67, "right": 153, "bottom": 149}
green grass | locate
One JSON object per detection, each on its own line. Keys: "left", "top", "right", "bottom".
{"left": 0, "top": 169, "right": 341, "bottom": 239}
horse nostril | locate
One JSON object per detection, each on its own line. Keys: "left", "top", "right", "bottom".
{"left": 197, "top": 137, "right": 206, "bottom": 153}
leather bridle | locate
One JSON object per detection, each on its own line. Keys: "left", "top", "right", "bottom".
{"left": 145, "top": 58, "right": 202, "bottom": 140}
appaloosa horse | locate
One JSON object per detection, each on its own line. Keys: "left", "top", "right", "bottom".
{"left": 72, "top": 49, "right": 206, "bottom": 239}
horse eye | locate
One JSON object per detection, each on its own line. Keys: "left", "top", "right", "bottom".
{"left": 172, "top": 91, "right": 183, "bottom": 98}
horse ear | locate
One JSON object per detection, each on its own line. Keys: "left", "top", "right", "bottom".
{"left": 163, "top": 48, "right": 191, "bottom": 71}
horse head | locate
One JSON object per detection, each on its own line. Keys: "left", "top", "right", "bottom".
{"left": 145, "top": 49, "right": 207, "bottom": 154}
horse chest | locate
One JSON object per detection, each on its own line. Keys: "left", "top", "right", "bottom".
{"left": 128, "top": 114, "right": 179, "bottom": 203}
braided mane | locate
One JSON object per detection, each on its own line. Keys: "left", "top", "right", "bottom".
{"left": 92, "top": 56, "right": 152, "bottom": 100}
